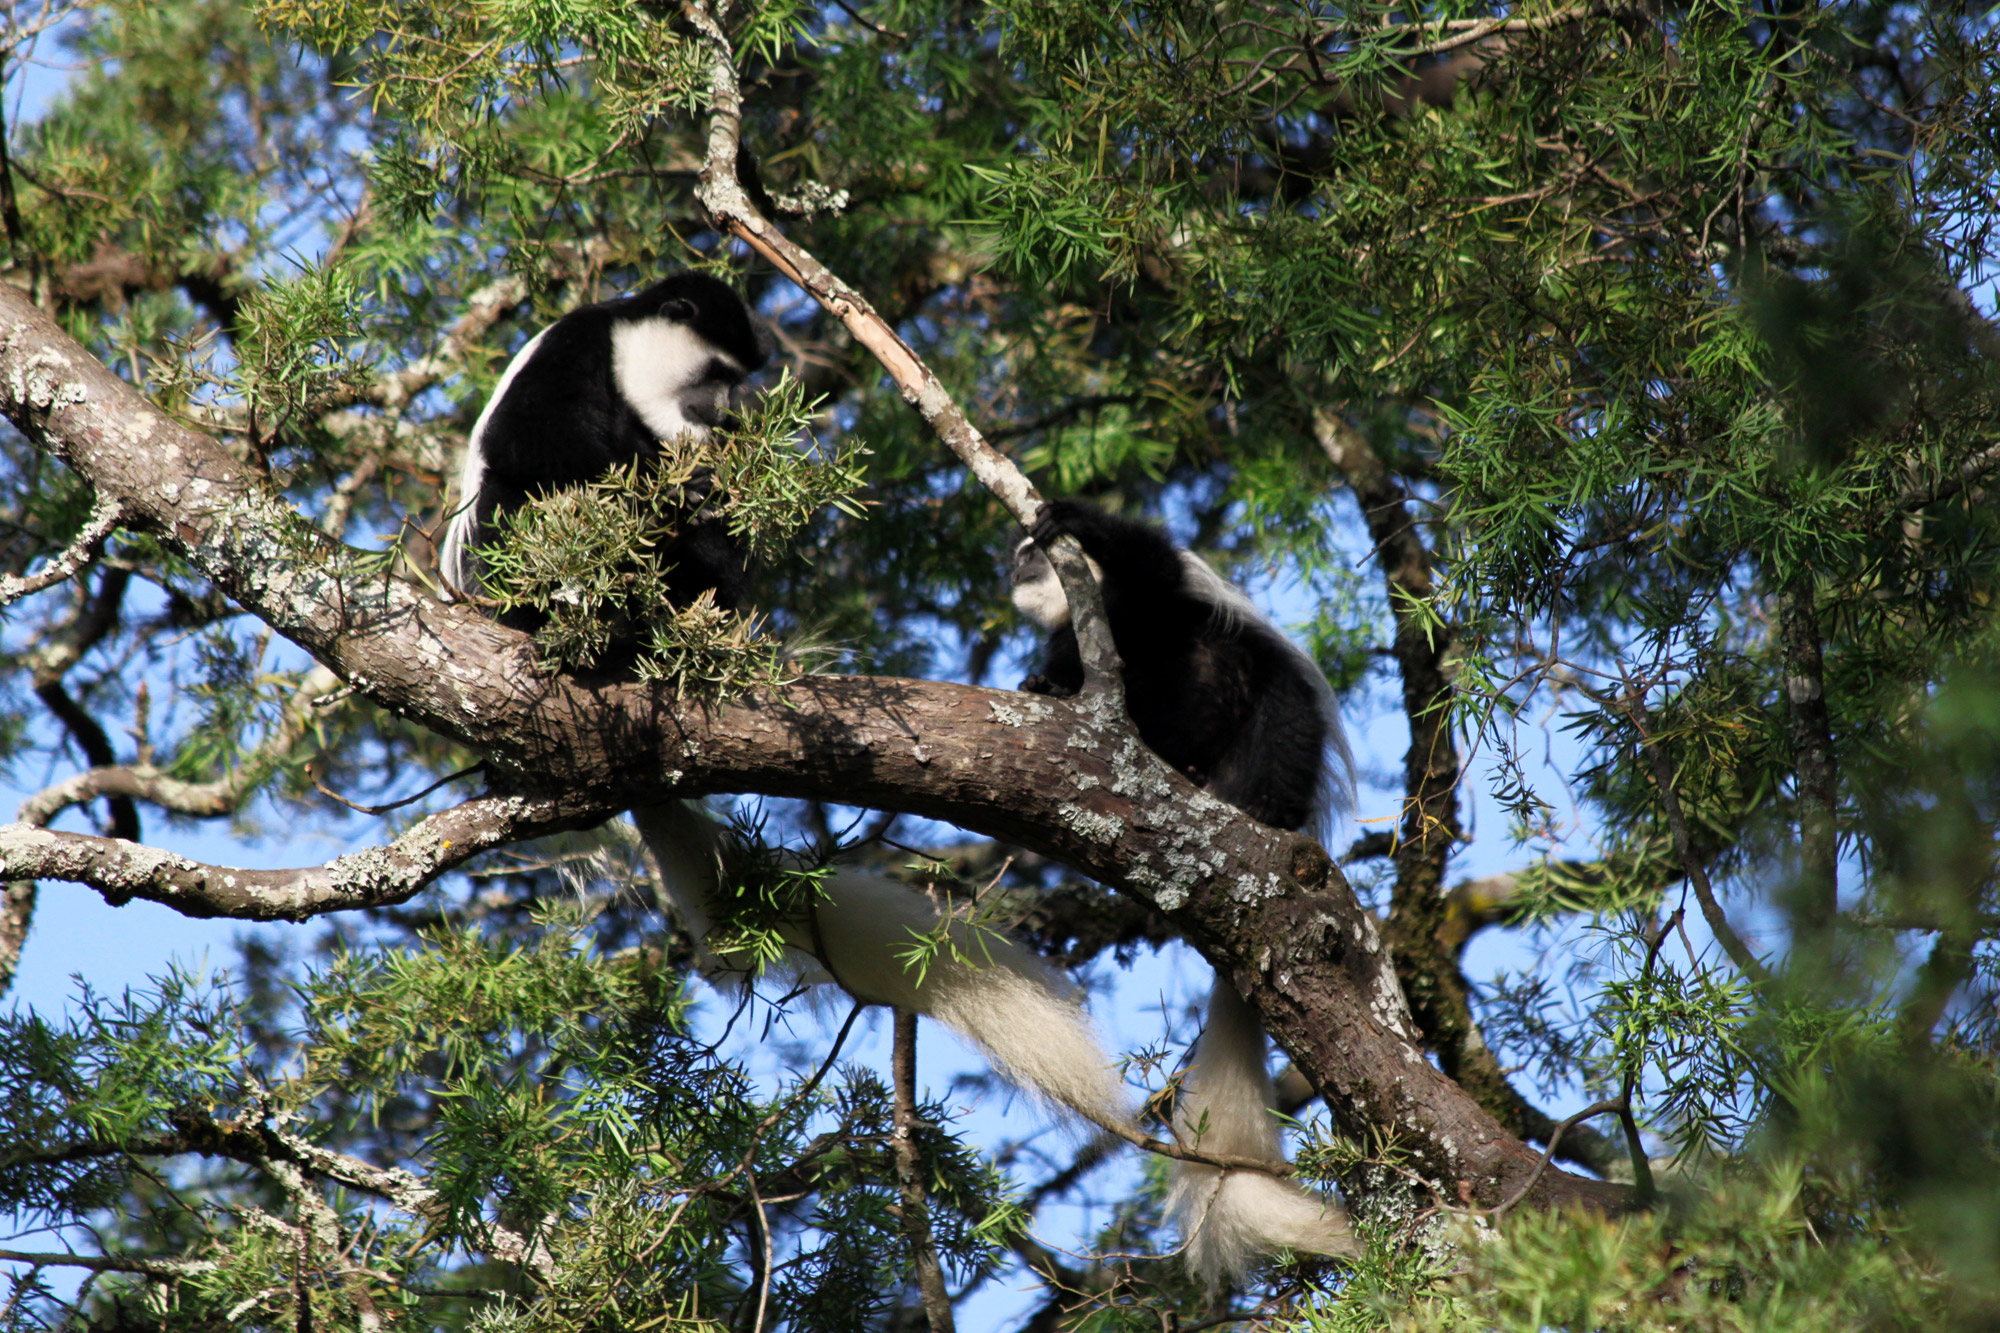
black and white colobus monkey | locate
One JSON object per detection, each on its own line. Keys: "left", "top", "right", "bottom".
{"left": 436, "top": 274, "right": 1135, "bottom": 1206}
{"left": 1013, "top": 498, "right": 1356, "bottom": 1285}
{"left": 437, "top": 271, "right": 767, "bottom": 608}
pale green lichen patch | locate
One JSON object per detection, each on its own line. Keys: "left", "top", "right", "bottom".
{"left": 914, "top": 378, "right": 954, "bottom": 419}
{"left": 1104, "top": 737, "right": 1174, "bottom": 801}
{"left": 1127, "top": 864, "right": 1187, "bottom": 911}
{"left": 1056, "top": 802, "right": 1123, "bottom": 843}
{"left": 1228, "top": 871, "right": 1283, "bottom": 903}
{"left": 1370, "top": 960, "right": 1417, "bottom": 1039}
{"left": 987, "top": 698, "right": 1041, "bottom": 727}
{"left": 11, "top": 348, "right": 87, "bottom": 412}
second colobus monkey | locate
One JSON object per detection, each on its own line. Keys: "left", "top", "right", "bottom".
{"left": 1013, "top": 498, "right": 1356, "bottom": 1285}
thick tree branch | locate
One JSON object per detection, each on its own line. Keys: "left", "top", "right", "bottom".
{"left": 0, "top": 240, "right": 1620, "bottom": 1215}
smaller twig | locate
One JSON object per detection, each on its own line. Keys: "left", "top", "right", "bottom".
{"left": 0, "top": 1247, "right": 220, "bottom": 1278}
{"left": 983, "top": 393, "right": 1147, "bottom": 444}
{"left": 319, "top": 451, "right": 382, "bottom": 538}
{"left": 684, "top": 0, "right": 1125, "bottom": 695}
{"left": 1486, "top": 1099, "right": 1622, "bottom": 1220}
{"left": 0, "top": 493, "right": 123, "bottom": 609}
{"left": 1103, "top": 1120, "right": 1297, "bottom": 1176}
{"left": 891, "top": 1009, "right": 956, "bottom": 1333}
{"left": 827, "top": 0, "right": 908, "bottom": 41}
{"left": 594, "top": 998, "right": 868, "bottom": 1328}
{"left": 1852, "top": 908, "right": 2000, "bottom": 934}
{"left": 747, "top": 1171, "right": 776, "bottom": 1333}
{"left": 1622, "top": 686, "right": 1773, "bottom": 985}
{"left": 0, "top": 789, "right": 610, "bottom": 921}
{"left": 1340, "top": 829, "right": 1396, "bottom": 864}
{"left": 1617, "top": 910, "right": 1679, "bottom": 1202}
{"left": 1488, "top": 908, "right": 1678, "bottom": 1216}
{"left": 309, "top": 761, "right": 485, "bottom": 817}
{"left": 1897, "top": 438, "right": 2000, "bottom": 511}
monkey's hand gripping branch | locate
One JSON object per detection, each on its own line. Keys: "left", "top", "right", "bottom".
{"left": 680, "top": 0, "right": 1122, "bottom": 697}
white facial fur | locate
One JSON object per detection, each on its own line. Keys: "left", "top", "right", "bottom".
{"left": 611, "top": 316, "right": 740, "bottom": 442}
{"left": 1009, "top": 537, "right": 1104, "bottom": 630}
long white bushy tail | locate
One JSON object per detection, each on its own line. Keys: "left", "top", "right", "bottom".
{"left": 1166, "top": 980, "right": 1355, "bottom": 1286}
{"left": 628, "top": 801, "right": 1133, "bottom": 1134}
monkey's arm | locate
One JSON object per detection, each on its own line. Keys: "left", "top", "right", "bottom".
{"left": 1021, "top": 626, "right": 1084, "bottom": 697}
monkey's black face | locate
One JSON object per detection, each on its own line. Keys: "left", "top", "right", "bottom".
{"left": 1009, "top": 535, "right": 1110, "bottom": 631}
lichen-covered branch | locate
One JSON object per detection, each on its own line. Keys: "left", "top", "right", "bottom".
{"left": 0, "top": 881, "right": 33, "bottom": 1015}
{"left": 18, "top": 665, "right": 344, "bottom": 828}
{"left": 0, "top": 1247, "right": 220, "bottom": 1278}
{"left": 0, "top": 489, "right": 123, "bottom": 608}
{"left": 361, "top": 275, "right": 527, "bottom": 413}
{"left": 0, "top": 664, "right": 351, "bottom": 994}
{"left": 7, "top": 1104, "right": 557, "bottom": 1285}
{"left": 0, "top": 790, "right": 606, "bottom": 921}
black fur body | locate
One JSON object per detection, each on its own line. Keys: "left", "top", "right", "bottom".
{"left": 438, "top": 271, "right": 768, "bottom": 613}
{"left": 1014, "top": 500, "right": 1340, "bottom": 834}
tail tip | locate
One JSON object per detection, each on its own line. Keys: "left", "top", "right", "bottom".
{"left": 1168, "top": 1167, "right": 1357, "bottom": 1288}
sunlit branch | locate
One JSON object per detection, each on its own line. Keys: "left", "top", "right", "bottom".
{"left": 0, "top": 490, "right": 123, "bottom": 608}
{"left": 0, "top": 790, "right": 609, "bottom": 921}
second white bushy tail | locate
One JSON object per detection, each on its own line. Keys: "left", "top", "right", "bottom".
{"left": 1165, "top": 981, "right": 1355, "bottom": 1286}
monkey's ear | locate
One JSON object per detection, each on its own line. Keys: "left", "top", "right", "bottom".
{"left": 662, "top": 297, "right": 699, "bottom": 322}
